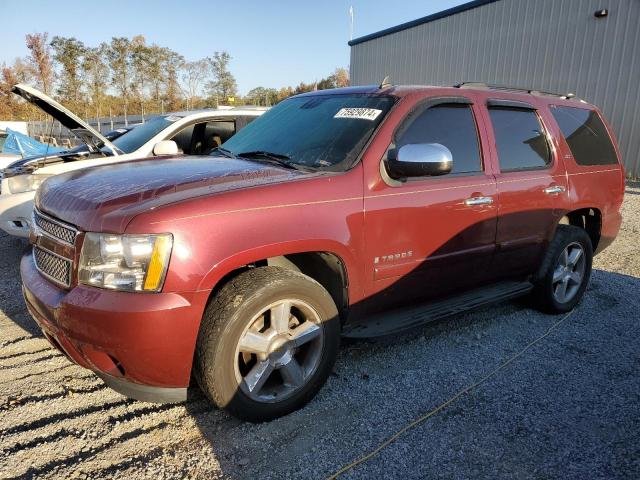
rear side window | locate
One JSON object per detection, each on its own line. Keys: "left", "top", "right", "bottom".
{"left": 396, "top": 104, "right": 482, "bottom": 174}
{"left": 551, "top": 106, "right": 618, "bottom": 166}
{"left": 489, "top": 107, "right": 551, "bottom": 171}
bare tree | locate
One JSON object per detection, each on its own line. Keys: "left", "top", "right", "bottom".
{"left": 181, "top": 59, "right": 208, "bottom": 110}
{"left": 25, "top": 32, "right": 54, "bottom": 94}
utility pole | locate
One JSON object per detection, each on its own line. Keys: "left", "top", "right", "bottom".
{"left": 349, "top": 6, "right": 354, "bottom": 41}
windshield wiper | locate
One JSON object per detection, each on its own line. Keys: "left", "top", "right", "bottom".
{"left": 237, "top": 151, "right": 313, "bottom": 171}
{"left": 212, "top": 147, "right": 237, "bottom": 159}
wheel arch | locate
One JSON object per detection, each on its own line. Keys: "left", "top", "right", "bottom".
{"left": 198, "top": 242, "right": 356, "bottom": 320}
{"left": 559, "top": 207, "right": 602, "bottom": 251}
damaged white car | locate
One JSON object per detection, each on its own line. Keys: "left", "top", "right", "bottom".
{"left": 0, "top": 84, "right": 266, "bottom": 237}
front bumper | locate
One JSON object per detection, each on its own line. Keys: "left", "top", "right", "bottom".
{"left": 21, "top": 251, "right": 211, "bottom": 400}
{"left": 0, "top": 189, "right": 36, "bottom": 238}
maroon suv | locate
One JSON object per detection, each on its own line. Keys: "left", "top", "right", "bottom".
{"left": 21, "top": 84, "right": 625, "bottom": 421}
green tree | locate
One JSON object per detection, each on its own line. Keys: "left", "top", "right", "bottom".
{"left": 316, "top": 76, "right": 336, "bottom": 90}
{"left": 206, "top": 51, "right": 237, "bottom": 107}
{"left": 25, "top": 32, "right": 54, "bottom": 94}
{"left": 129, "top": 35, "right": 152, "bottom": 115}
{"left": 105, "top": 37, "right": 132, "bottom": 121}
{"left": 163, "top": 49, "right": 185, "bottom": 111}
{"left": 145, "top": 45, "right": 167, "bottom": 108}
{"left": 246, "top": 87, "right": 278, "bottom": 106}
{"left": 50, "top": 36, "right": 86, "bottom": 104}
{"left": 82, "top": 45, "right": 109, "bottom": 120}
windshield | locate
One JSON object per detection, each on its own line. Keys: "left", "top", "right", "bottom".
{"left": 219, "top": 94, "right": 396, "bottom": 171}
{"left": 109, "top": 115, "right": 181, "bottom": 154}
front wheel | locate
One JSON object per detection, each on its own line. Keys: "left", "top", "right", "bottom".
{"left": 531, "top": 225, "right": 593, "bottom": 313}
{"left": 194, "top": 267, "right": 340, "bottom": 422}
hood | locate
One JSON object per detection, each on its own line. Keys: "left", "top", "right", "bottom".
{"left": 36, "top": 155, "right": 312, "bottom": 232}
{"left": 11, "top": 84, "right": 119, "bottom": 157}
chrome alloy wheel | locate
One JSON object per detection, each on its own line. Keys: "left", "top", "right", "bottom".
{"left": 234, "top": 299, "right": 324, "bottom": 403}
{"left": 552, "top": 242, "right": 586, "bottom": 304}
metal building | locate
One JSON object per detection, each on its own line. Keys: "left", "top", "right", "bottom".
{"left": 349, "top": 0, "right": 640, "bottom": 177}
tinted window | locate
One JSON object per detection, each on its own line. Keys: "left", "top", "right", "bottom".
{"left": 221, "top": 94, "right": 395, "bottom": 171}
{"left": 396, "top": 104, "right": 482, "bottom": 174}
{"left": 551, "top": 106, "right": 618, "bottom": 166}
{"left": 489, "top": 107, "right": 551, "bottom": 171}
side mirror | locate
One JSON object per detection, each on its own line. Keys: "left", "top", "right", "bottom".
{"left": 386, "top": 143, "right": 453, "bottom": 179}
{"left": 153, "top": 140, "right": 179, "bottom": 156}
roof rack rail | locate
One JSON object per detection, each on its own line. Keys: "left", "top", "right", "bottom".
{"left": 453, "top": 82, "right": 580, "bottom": 101}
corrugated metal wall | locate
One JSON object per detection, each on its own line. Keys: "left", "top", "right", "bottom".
{"left": 350, "top": 0, "right": 640, "bottom": 177}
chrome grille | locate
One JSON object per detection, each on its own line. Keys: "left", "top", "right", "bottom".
{"left": 33, "top": 246, "right": 72, "bottom": 287}
{"left": 33, "top": 209, "right": 77, "bottom": 245}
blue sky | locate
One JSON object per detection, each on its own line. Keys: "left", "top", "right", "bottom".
{"left": 1, "top": 0, "right": 464, "bottom": 95}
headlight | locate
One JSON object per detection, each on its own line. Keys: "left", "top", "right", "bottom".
{"left": 7, "top": 174, "right": 52, "bottom": 194}
{"left": 79, "top": 233, "right": 173, "bottom": 292}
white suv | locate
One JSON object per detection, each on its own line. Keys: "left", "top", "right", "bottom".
{"left": 0, "top": 84, "right": 266, "bottom": 237}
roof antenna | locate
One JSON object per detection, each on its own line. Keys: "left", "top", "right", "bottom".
{"left": 379, "top": 75, "right": 392, "bottom": 89}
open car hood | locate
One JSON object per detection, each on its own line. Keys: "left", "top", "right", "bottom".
{"left": 11, "top": 84, "right": 120, "bottom": 156}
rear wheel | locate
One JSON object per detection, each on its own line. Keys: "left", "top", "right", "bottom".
{"left": 194, "top": 267, "right": 340, "bottom": 422}
{"left": 531, "top": 225, "right": 593, "bottom": 313}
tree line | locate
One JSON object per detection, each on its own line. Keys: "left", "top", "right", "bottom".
{"left": 0, "top": 33, "right": 349, "bottom": 122}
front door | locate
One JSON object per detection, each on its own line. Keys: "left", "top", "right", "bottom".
{"left": 362, "top": 95, "right": 498, "bottom": 312}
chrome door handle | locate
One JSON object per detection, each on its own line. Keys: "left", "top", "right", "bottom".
{"left": 464, "top": 196, "right": 493, "bottom": 206}
{"left": 543, "top": 186, "right": 566, "bottom": 195}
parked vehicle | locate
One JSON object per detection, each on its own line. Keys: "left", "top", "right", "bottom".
{"left": 0, "top": 84, "right": 266, "bottom": 237}
{"left": 21, "top": 84, "right": 624, "bottom": 421}
{"left": 0, "top": 126, "right": 133, "bottom": 171}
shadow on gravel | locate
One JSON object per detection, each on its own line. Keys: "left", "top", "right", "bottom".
{"left": 183, "top": 268, "right": 640, "bottom": 479}
{"left": 0, "top": 234, "right": 42, "bottom": 337}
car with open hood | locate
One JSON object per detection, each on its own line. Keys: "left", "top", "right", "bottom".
{"left": 0, "top": 83, "right": 266, "bottom": 237}
{"left": 0, "top": 126, "right": 133, "bottom": 171}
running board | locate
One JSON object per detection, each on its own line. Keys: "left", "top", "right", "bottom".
{"left": 342, "top": 281, "right": 533, "bottom": 338}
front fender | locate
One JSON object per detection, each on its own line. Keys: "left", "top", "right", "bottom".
{"left": 196, "top": 239, "right": 364, "bottom": 304}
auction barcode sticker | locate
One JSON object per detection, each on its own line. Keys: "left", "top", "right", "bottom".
{"left": 334, "top": 108, "right": 383, "bottom": 121}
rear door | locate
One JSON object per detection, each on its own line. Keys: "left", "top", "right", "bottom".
{"left": 483, "top": 99, "right": 570, "bottom": 278}
{"left": 362, "top": 94, "right": 498, "bottom": 310}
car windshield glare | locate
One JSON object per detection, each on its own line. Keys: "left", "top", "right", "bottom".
{"left": 109, "top": 115, "right": 181, "bottom": 154}
{"left": 219, "top": 94, "right": 396, "bottom": 171}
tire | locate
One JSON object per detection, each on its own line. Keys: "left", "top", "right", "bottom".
{"left": 531, "top": 225, "right": 593, "bottom": 313}
{"left": 194, "top": 266, "right": 340, "bottom": 422}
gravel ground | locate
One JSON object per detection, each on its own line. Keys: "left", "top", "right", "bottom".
{"left": 1, "top": 182, "right": 639, "bottom": 480}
